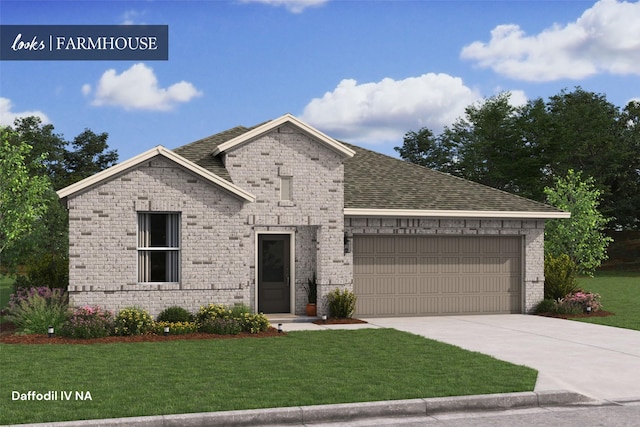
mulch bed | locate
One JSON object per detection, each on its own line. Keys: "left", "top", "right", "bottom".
{"left": 0, "top": 323, "right": 283, "bottom": 345}
{"left": 536, "top": 310, "right": 615, "bottom": 320}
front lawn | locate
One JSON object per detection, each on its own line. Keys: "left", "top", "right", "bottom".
{"left": 0, "top": 328, "right": 537, "bottom": 425}
{"left": 576, "top": 272, "right": 640, "bottom": 331}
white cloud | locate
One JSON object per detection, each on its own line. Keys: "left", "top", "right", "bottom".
{"left": 461, "top": 0, "right": 640, "bottom": 82}
{"left": 300, "top": 74, "right": 481, "bottom": 145}
{"left": 0, "top": 98, "right": 50, "bottom": 127}
{"left": 86, "top": 63, "right": 202, "bottom": 111}
{"left": 121, "top": 10, "right": 147, "bottom": 25}
{"left": 239, "top": 0, "right": 328, "bottom": 13}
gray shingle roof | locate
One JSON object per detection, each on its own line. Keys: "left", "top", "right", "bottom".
{"left": 173, "top": 121, "right": 562, "bottom": 215}
{"left": 341, "top": 142, "right": 560, "bottom": 213}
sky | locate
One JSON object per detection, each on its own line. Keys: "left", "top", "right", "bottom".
{"left": 1, "top": 0, "right": 639, "bottom": 161}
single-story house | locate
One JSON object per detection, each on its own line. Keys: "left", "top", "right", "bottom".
{"left": 57, "top": 114, "right": 569, "bottom": 318}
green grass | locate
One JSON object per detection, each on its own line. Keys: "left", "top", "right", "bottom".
{"left": 0, "top": 329, "right": 537, "bottom": 425}
{"left": 576, "top": 271, "right": 640, "bottom": 330}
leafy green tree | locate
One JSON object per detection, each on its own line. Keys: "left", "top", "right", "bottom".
{"left": 0, "top": 130, "right": 51, "bottom": 257}
{"left": 1, "top": 118, "right": 117, "bottom": 287}
{"left": 544, "top": 169, "right": 613, "bottom": 275}
{"left": 397, "top": 88, "right": 640, "bottom": 229}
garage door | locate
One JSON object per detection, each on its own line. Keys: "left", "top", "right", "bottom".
{"left": 353, "top": 235, "right": 522, "bottom": 316}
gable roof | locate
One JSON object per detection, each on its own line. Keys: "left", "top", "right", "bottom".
{"left": 57, "top": 145, "right": 256, "bottom": 202}
{"left": 341, "top": 143, "right": 569, "bottom": 219}
{"left": 174, "top": 115, "right": 567, "bottom": 219}
{"left": 212, "top": 113, "right": 355, "bottom": 158}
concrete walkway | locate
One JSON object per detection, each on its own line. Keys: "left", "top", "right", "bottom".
{"left": 363, "top": 315, "right": 640, "bottom": 402}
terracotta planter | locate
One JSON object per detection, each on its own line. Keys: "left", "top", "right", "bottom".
{"left": 305, "top": 303, "right": 317, "bottom": 317}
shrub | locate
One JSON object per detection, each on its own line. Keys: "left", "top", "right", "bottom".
{"left": 236, "top": 312, "right": 270, "bottom": 334}
{"left": 114, "top": 307, "right": 154, "bottom": 336}
{"left": 544, "top": 254, "right": 579, "bottom": 300}
{"left": 561, "top": 291, "right": 602, "bottom": 313}
{"left": 196, "top": 303, "right": 270, "bottom": 334}
{"left": 157, "top": 306, "right": 193, "bottom": 323}
{"left": 326, "top": 288, "right": 357, "bottom": 319}
{"left": 535, "top": 299, "right": 557, "bottom": 314}
{"left": 196, "top": 303, "right": 232, "bottom": 323}
{"left": 5, "top": 287, "right": 68, "bottom": 334}
{"left": 229, "top": 303, "right": 252, "bottom": 319}
{"left": 154, "top": 321, "right": 198, "bottom": 335}
{"left": 12, "top": 253, "right": 68, "bottom": 292}
{"left": 61, "top": 306, "right": 114, "bottom": 339}
{"left": 199, "top": 318, "right": 242, "bottom": 335}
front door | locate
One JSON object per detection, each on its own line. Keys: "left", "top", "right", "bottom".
{"left": 258, "top": 234, "right": 291, "bottom": 313}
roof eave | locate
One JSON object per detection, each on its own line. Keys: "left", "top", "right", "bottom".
{"left": 212, "top": 113, "right": 356, "bottom": 158}
{"left": 344, "top": 208, "right": 571, "bottom": 219}
{"left": 56, "top": 145, "right": 256, "bottom": 203}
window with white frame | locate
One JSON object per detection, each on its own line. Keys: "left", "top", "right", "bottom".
{"left": 137, "top": 213, "right": 180, "bottom": 283}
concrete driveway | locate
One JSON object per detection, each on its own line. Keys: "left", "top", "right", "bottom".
{"left": 364, "top": 315, "right": 640, "bottom": 402}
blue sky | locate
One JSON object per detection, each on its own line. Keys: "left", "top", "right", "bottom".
{"left": 1, "top": 0, "right": 639, "bottom": 160}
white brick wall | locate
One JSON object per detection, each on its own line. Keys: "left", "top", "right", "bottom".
{"left": 67, "top": 125, "right": 351, "bottom": 317}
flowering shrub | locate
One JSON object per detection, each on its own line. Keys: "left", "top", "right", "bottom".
{"left": 5, "top": 287, "right": 69, "bottom": 334}
{"left": 196, "top": 304, "right": 231, "bottom": 323}
{"left": 153, "top": 321, "right": 198, "bottom": 335}
{"left": 61, "top": 306, "right": 114, "bottom": 339}
{"left": 114, "top": 307, "right": 154, "bottom": 336}
{"left": 199, "top": 318, "right": 242, "bottom": 335}
{"left": 196, "top": 303, "right": 270, "bottom": 334}
{"left": 560, "top": 291, "right": 602, "bottom": 313}
{"left": 237, "top": 312, "right": 270, "bottom": 334}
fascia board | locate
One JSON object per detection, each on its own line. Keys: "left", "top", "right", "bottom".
{"left": 344, "top": 208, "right": 571, "bottom": 219}
{"left": 213, "top": 113, "right": 355, "bottom": 158}
{"left": 57, "top": 145, "right": 256, "bottom": 202}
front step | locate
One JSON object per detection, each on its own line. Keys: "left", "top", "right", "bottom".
{"left": 265, "top": 314, "right": 318, "bottom": 324}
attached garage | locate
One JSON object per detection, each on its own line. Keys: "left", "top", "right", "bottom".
{"left": 353, "top": 235, "right": 523, "bottom": 316}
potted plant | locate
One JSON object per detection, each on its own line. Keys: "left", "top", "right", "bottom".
{"left": 304, "top": 272, "right": 317, "bottom": 316}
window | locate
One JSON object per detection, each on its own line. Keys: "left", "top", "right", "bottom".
{"left": 280, "top": 176, "right": 292, "bottom": 201}
{"left": 137, "top": 213, "right": 180, "bottom": 283}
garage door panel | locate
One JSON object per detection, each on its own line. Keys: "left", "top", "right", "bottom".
{"left": 420, "top": 257, "right": 439, "bottom": 273}
{"left": 354, "top": 235, "right": 522, "bottom": 316}
{"left": 398, "top": 257, "right": 418, "bottom": 274}
{"left": 374, "top": 277, "right": 395, "bottom": 294}
{"left": 397, "top": 277, "right": 418, "bottom": 294}
{"left": 419, "top": 277, "right": 440, "bottom": 293}
{"left": 375, "top": 257, "right": 395, "bottom": 274}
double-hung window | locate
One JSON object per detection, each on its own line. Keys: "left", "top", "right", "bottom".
{"left": 137, "top": 213, "right": 180, "bottom": 283}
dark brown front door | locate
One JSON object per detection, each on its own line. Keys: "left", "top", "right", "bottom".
{"left": 258, "top": 234, "right": 290, "bottom": 313}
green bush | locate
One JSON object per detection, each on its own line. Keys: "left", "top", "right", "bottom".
{"left": 544, "top": 254, "right": 579, "bottom": 300}
{"left": 5, "top": 287, "right": 69, "bottom": 334}
{"left": 535, "top": 299, "right": 557, "bottom": 314}
{"left": 326, "top": 288, "right": 357, "bottom": 319}
{"left": 114, "top": 307, "right": 154, "bottom": 336}
{"left": 236, "top": 312, "right": 270, "bottom": 334}
{"left": 12, "top": 253, "right": 68, "bottom": 292}
{"left": 196, "top": 303, "right": 270, "bottom": 334}
{"left": 154, "top": 321, "right": 198, "bottom": 335}
{"left": 157, "top": 306, "right": 193, "bottom": 323}
{"left": 196, "top": 303, "right": 231, "bottom": 323}
{"left": 60, "top": 306, "right": 114, "bottom": 339}
{"left": 199, "top": 318, "right": 242, "bottom": 335}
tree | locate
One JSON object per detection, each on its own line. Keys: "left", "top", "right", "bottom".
{"left": 0, "top": 130, "right": 51, "bottom": 256}
{"left": 396, "top": 88, "right": 640, "bottom": 228}
{"left": 1, "top": 118, "right": 118, "bottom": 287}
{"left": 544, "top": 170, "right": 613, "bottom": 275}
{"left": 395, "top": 93, "right": 545, "bottom": 200}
